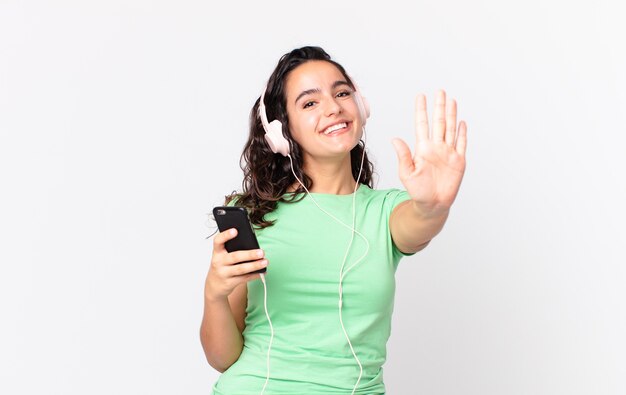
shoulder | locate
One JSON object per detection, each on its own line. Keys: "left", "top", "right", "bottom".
{"left": 359, "top": 186, "right": 411, "bottom": 210}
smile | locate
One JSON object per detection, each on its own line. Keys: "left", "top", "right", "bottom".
{"left": 321, "top": 122, "right": 349, "bottom": 135}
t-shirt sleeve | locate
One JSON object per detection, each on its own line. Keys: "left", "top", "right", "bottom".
{"left": 224, "top": 195, "right": 240, "bottom": 207}
{"left": 382, "top": 189, "right": 416, "bottom": 259}
{"left": 386, "top": 189, "right": 412, "bottom": 210}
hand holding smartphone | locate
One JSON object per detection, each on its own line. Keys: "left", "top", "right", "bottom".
{"left": 213, "top": 206, "right": 266, "bottom": 274}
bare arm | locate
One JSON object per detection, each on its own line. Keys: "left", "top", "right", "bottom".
{"left": 200, "top": 283, "right": 247, "bottom": 372}
{"left": 390, "top": 200, "right": 448, "bottom": 254}
{"left": 390, "top": 90, "right": 467, "bottom": 253}
{"left": 200, "top": 229, "right": 268, "bottom": 372}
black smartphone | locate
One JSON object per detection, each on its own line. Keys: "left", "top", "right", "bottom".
{"left": 212, "top": 206, "right": 265, "bottom": 274}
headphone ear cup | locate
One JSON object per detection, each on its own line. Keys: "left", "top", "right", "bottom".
{"left": 259, "top": 86, "right": 291, "bottom": 157}
{"left": 263, "top": 120, "right": 290, "bottom": 157}
{"left": 354, "top": 91, "right": 370, "bottom": 126}
{"left": 361, "top": 94, "right": 370, "bottom": 123}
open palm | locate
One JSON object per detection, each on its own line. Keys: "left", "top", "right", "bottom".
{"left": 392, "top": 90, "right": 467, "bottom": 214}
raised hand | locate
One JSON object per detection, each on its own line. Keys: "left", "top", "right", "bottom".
{"left": 392, "top": 90, "right": 467, "bottom": 215}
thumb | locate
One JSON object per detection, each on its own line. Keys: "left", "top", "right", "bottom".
{"left": 391, "top": 138, "right": 415, "bottom": 175}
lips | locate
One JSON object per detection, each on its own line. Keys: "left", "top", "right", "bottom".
{"left": 320, "top": 121, "right": 350, "bottom": 135}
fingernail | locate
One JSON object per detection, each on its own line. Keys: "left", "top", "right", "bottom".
{"left": 257, "top": 250, "right": 264, "bottom": 258}
{"left": 260, "top": 259, "right": 268, "bottom": 266}
{"left": 230, "top": 229, "right": 236, "bottom": 236}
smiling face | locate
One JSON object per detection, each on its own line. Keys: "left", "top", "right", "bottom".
{"left": 284, "top": 60, "right": 363, "bottom": 164}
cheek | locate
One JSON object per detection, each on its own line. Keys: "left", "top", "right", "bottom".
{"left": 301, "top": 111, "right": 319, "bottom": 127}
{"left": 290, "top": 112, "right": 319, "bottom": 137}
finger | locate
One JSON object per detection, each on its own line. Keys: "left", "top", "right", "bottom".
{"left": 212, "top": 228, "right": 238, "bottom": 253}
{"left": 235, "top": 272, "right": 263, "bottom": 285}
{"left": 226, "top": 248, "right": 265, "bottom": 266}
{"left": 456, "top": 121, "right": 468, "bottom": 156}
{"left": 445, "top": 98, "right": 457, "bottom": 146}
{"left": 414, "top": 94, "right": 429, "bottom": 142}
{"left": 432, "top": 90, "right": 446, "bottom": 143}
{"left": 391, "top": 138, "right": 415, "bottom": 178}
{"left": 228, "top": 259, "right": 269, "bottom": 277}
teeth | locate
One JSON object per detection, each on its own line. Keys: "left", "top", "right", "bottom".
{"left": 323, "top": 123, "right": 347, "bottom": 135}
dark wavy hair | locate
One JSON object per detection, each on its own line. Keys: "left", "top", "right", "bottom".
{"left": 226, "top": 46, "right": 375, "bottom": 228}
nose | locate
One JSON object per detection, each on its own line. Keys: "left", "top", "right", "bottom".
{"left": 323, "top": 96, "right": 342, "bottom": 117}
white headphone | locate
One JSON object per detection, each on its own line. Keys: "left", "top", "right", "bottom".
{"left": 256, "top": 74, "right": 371, "bottom": 395}
{"left": 258, "top": 77, "right": 370, "bottom": 156}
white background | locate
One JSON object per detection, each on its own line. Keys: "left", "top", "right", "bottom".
{"left": 1, "top": 0, "right": 625, "bottom": 394}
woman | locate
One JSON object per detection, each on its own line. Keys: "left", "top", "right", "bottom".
{"left": 201, "top": 46, "right": 467, "bottom": 394}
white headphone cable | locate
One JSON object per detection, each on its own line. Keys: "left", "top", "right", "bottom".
{"left": 287, "top": 126, "right": 369, "bottom": 395}
{"left": 339, "top": 127, "right": 368, "bottom": 395}
{"left": 257, "top": 174, "right": 366, "bottom": 395}
{"left": 257, "top": 85, "right": 370, "bottom": 394}
{"left": 259, "top": 273, "right": 273, "bottom": 395}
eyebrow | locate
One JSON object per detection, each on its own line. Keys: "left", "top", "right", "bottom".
{"left": 294, "top": 80, "right": 351, "bottom": 105}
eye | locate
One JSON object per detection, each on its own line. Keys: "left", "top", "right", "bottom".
{"left": 303, "top": 101, "right": 316, "bottom": 109}
{"left": 336, "top": 90, "right": 352, "bottom": 98}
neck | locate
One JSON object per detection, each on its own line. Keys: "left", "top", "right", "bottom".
{"left": 292, "top": 154, "right": 359, "bottom": 195}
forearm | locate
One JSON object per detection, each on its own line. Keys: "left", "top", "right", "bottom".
{"left": 199, "top": 295, "right": 244, "bottom": 372}
{"left": 390, "top": 200, "right": 450, "bottom": 253}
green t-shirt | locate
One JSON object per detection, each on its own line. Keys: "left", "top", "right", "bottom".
{"left": 213, "top": 186, "right": 411, "bottom": 394}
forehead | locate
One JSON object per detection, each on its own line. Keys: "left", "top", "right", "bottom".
{"left": 285, "top": 60, "right": 346, "bottom": 98}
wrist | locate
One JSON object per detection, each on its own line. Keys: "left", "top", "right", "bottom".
{"left": 204, "top": 282, "right": 229, "bottom": 304}
{"left": 410, "top": 200, "right": 450, "bottom": 220}
{"left": 205, "top": 293, "right": 229, "bottom": 305}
